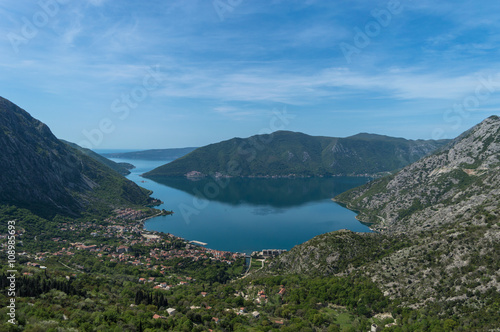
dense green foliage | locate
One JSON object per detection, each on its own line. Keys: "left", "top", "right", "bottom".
{"left": 267, "top": 230, "right": 411, "bottom": 276}
{"left": 0, "top": 272, "right": 85, "bottom": 298}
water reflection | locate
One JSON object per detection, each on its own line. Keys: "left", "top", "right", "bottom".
{"left": 149, "top": 176, "right": 371, "bottom": 208}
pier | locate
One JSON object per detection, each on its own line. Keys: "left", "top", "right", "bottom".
{"left": 189, "top": 240, "right": 208, "bottom": 246}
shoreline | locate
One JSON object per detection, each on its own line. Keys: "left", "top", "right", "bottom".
{"left": 139, "top": 210, "right": 251, "bottom": 256}
{"left": 145, "top": 173, "right": 381, "bottom": 180}
{"left": 131, "top": 167, "right": 372, "bottom": 256}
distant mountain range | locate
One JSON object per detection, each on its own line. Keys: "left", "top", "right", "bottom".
{"left": 143, "top": 131, "right": 450, "bottom": 179}
{"left": 0, "top": 96, "right": 153, "bottom": 218}
{"left": 102, "top": 147, "right": 197, "bottom": 160}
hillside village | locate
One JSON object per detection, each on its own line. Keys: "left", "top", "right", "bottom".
{"left": 1, "top": 207, "right": 244, "bottom": 287}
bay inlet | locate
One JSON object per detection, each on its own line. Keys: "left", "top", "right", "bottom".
{"left": 111, "top": 158, "right": 373, "bottom": 254}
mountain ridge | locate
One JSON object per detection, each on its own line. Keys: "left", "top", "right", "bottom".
{"left": 143, "top": 130, "right": 450, "bottom": 179}
{"left": 0, "top": 96, "right": 153, "bottom": 218}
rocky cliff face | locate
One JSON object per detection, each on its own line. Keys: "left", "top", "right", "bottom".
{"left": 0, "top": 96, "right": 151, "bottom": 217}
{"left": 335, "top": 116, "right": 500, "bottom": 233}
{"left": 265, "top": 117, "right": 500, "bottom": 313}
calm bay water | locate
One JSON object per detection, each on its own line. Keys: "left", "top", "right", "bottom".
{"left": 113, "top": 158, "right": 372, "bottom": 254}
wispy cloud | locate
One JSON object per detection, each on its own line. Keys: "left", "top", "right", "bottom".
{"left": 213, "top": 106, "right": 263, "bottom": 120}
{"left": 0, "top": 0, "right": 498, "bottom": 148}
{"left": 153, "top": 63, "right": 499, "bottom": 106}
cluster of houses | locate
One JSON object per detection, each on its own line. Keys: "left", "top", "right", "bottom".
{"left": 137, "top": 275, "right": 195, "bottom": 291}
{"left": 149, "top": 246, "right": 243, "bottom": 265}
{"left": 3, "top": 206, "right": 245, "bottom": 272}
{"left": 152, "top": 308, "right": 177, "bottom": 320}
{"left": 51, "top": 221, "right": 142, "bottom": 239}
{"left": 254, "top": 285, "right": 285, "bottom": 304}
{"left": 251, "top": 249, "right": 287, "bottom": 258}
{"left": 19, "top": 219, "right": 244, "bottom": 280}
{"left": 185, "top": 171, "right": 206, "bottom": 179}
{"left": 0, "top": 228, "right": 24, "bottom": 239}
{"left": 105, "top": 208, "right": 147, "bottom": 222}
{"left": 26, "top": 262, "right": 47, "bottom": 269}
{"left": 256, "top": 290, "right": 268, "bottom": 304}
{"left": 152, "top": 303, "right": 287, "bottom": 327}
{"left": 150, "top": 286, "right": 285, "bottom": 324}
{"left": 53, "top": 208, "right": 152, "bottom": 239}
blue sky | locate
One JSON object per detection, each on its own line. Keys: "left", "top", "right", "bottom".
{"left": 1, "top": 0, "right": 499, "bottom": 149}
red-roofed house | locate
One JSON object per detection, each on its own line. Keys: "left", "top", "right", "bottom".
{"left": 153, "top": 314, "right": 166, "bottom": 320}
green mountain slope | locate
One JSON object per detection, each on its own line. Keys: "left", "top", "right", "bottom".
{"left": 143, "top": 131, "right": 449, "bottom": 179}
{"left": 61, "top": 140, "right": 134, "bottom": 176}
{"left": 0, "top": 96, "right": 153, "bottom": 218}
{"left": 335, "top": 115, "right": 500, "bottom": 233}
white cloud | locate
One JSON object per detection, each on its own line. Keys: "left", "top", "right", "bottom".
{"left": 154, "top": 62, "right": 500, "bottom": 106}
